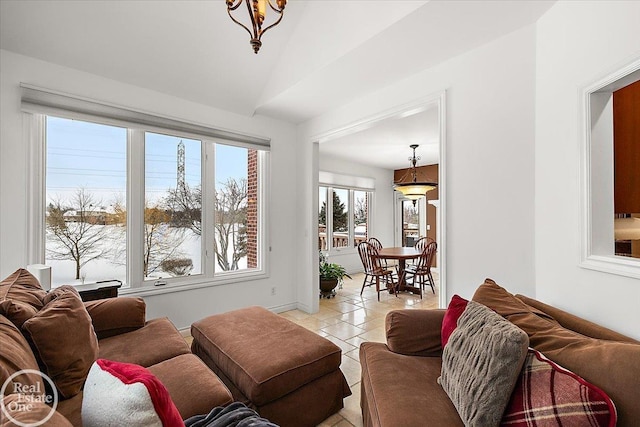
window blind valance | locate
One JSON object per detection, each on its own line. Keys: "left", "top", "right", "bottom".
{"left": 20, "top": 84, "right": 271, "bottom": 150}
{"left": 319, "top": 171, "right": 375, "bottom": 190}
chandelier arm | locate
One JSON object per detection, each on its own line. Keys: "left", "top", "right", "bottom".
{"left": 227, "top": 0, "right": 245, "bottom": 12}
{"left": 227, "top": 8, "right": 255, "bottom": 40}
{"left": 245, "top": 0, "right": 261, "bottom": 36}
{"left": 257, "top": 10, "right": 284, "bottom": 38}
{"left": 267, "top": 0, "right": 285, "bottom": 13}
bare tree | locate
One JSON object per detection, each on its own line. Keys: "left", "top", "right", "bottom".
{"left": 355, "top": 196, "right": 367, "bottom": 225}
{"left": 166, "top": 183, "right": 202, "bottom": 236}
{"left": 166, "top": 178, "right": 249, "bottom": 271}
{"left": 143, "top": 204, "right": 188, "bottom": 277}
{"left": 46, "top": 189, "right": 110, "bottom": 280}
{"left": 214, "top": 178, "right": 248, "bottom": 271}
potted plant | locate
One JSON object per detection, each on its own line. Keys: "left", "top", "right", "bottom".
{"left": 319, "top": 251, "right": 352, "bottom": 299}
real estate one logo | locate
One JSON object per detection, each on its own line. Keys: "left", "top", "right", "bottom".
{"left": 0, "top": 369, "right": 58, "bottom": 427}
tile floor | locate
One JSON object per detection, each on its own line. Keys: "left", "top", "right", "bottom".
{"left": 279, "top": 271, "right": 440, "bottom": 427}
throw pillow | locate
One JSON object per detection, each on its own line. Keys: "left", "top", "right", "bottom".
{"left": 438, "top": 300, "right": 529, "bottom": 427}
{"left": 441, "top": 294, "right": 468, "bottom": 347}
{"left": 82, "top": 359, "right": 184, "bottom": 427}
{"left": 502, "top": 348, "right": 616, "bottom": 427}
{"left": 21, "top": 288, "right": 98, "bottom": 399}
{"left": 0, "top": 268, "right": 47, "bottom": 327}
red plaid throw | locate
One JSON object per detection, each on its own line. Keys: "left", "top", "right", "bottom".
{"left": 501, "top": 348, "right": 616, "bottom": 427}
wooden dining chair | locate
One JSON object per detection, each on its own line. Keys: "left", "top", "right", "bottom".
{"left": 407, "top": 236, "right": 434, "bottom": 268}
{"left": 414, "top": 236, "right": 435, "bottom": 252}
{"left": 367, "top": 237, "right": 398, "bottom": 275}
{"left": 402, "top": 241, "right": 437, "bottom": 298}
{"left": 357, "top": 241, "right": 397, "bottom": 301}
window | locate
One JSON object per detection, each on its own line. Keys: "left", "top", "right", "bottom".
{"left": 319, "top": 186, "right": 371, "bottom": 251}
{"left": 581, "top": 58, "right": 640, "bottom": 279}
{"left": 25, "top": 86, "right": 269, "bottom": 290}
{"left": 144, "top": 133, "right": 202, "bottom": 279}
{"left": 45, "top": 117, "right": 127, "bottom": 285}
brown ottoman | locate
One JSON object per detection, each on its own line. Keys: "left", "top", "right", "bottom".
{"left": 191, "top": 306, "right": 352, "bottom": 427}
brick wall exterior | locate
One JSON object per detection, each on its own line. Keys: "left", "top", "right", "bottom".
{"left": 247, "top": 150, "right": 258, "bottom": 269}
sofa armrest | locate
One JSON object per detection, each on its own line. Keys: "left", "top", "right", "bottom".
{"left": 84, "top": 297, "right": 146, "bottom": 340}
{"left": 2, "top": 394, "right": 73, "bottom": 426}
{"left": 385, "top": 309, "right": 445, "bottom": 356}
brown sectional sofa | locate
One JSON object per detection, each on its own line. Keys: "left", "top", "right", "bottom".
{"left": 1, "top": 289, "right": 232, "bottom": 426}
{"left": 360, "top": 279, "right": 640, "bottom": 427}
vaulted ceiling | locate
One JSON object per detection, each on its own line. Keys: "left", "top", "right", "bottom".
{"left": 0, "top": 0, "right": 554, "bottom": 169}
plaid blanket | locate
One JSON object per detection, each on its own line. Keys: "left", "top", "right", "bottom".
{"left": 501, "top": 349, "right": 616, "bottom": 427}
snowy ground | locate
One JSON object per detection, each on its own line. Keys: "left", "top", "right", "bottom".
{"left": 46, "top": 225, "right": 246, "bottom": 287}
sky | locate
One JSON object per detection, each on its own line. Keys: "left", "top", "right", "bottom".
{"left": 46, "top": 116, "right": 248, "bottom": 208}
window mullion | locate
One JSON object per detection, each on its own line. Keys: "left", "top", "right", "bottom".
{"left": 27, "top": 113, "right": 46, "bottom": 264}
{"left": 127, "top": 129, "right": 145, "bottom": 288}
{"left": 203, "top": 142, "right": 216, "bottom": 278}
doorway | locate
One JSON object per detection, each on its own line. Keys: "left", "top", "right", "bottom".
{"left": 315, "top": 91, "right": 447, "bottom": 309}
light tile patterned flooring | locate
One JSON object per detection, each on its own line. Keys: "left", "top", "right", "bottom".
{"left": 279, "top": 271, "right": 440, "bottom": 427}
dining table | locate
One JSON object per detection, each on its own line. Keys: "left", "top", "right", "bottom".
{"left": 374, "top": 246, "right": 422, "bottom": 295}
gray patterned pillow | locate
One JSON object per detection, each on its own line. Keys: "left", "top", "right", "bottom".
{"left": 438, "top": 301, "right": 529, "bottom": 427}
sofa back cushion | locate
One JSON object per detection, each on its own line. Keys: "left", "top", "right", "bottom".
{"left": 515, "top": 294, "right": 639, "bottom": 344}
{"left": 473, "top": 279, "right": 640, "bottom": 427}
{"left": 22, "top": 288, "right": 98, "bottom": 399}
{"left": 0, "top": 315, "right": 44, "bottom": 395}
{"left": 0, "top": 268, "right": 47, "bottom": 327}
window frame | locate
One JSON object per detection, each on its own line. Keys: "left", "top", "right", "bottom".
{"left": 26, "top": 108, "right": 270, "bottom": 294}
{"left": 319, "top": 185, "right": 371, "bottom": 253}
{"left": 580, "top": 57, "right": 640, "bottom": 279}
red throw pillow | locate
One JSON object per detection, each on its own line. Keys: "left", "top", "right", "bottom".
{"left": 501, "top": 348, "right": 616, "bottom": 427}
{"left": 441, "top": 294, "right": 468, "bottom": 347}
{"left": 82, "top": 359, "right": 184, "bottom": 427}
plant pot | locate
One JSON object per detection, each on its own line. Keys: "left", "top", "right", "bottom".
{"left": 319, "top": 278, "right": 338, "bottom": 299}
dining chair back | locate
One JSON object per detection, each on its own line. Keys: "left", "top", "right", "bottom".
{"left": 414, "top": 236, "right": 435, "bottom": 252}
{"left": 357, "top": 241, "right": 397, "bottom": 301}
{"left": 367, "top": 237, "right": 395, "bottom": 271}
{"left": 404, "top": 241, "right": 437, "bottom": 297}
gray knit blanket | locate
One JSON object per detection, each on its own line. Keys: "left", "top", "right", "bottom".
{"left": 184, "top": 402, "right": 279, "bottom": 427}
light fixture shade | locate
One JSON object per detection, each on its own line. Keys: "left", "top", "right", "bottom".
{"left": 394, "top": 183, "right": 437, "bottom": 200}
{"left": 394, "top": 144, "right": 437, "bottom": 205}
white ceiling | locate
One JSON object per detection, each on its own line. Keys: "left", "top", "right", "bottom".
{"left": 0, "top": 0, "right": 555, "bottom": 169}
{"left": 320, "top": 104, "right": 440, "bottom": 170}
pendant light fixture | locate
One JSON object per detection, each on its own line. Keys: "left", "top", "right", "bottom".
{"left": 394, "top": 144, "right": 437, "bottom": 206}
{"left": 226, "top": 0, "right": 287, "bottom": 54}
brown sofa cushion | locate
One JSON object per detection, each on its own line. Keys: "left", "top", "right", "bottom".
{"left": 0, "top": 268, "right": 47, "bottom": 327}
{"left": 191, "top": 306, "right": 343, "bottom": 406}
{"left": 1, "top": 394, "right": 73, "bottom": 427}
{"left": 98, "top": 318, "right": 190, "bottom": 367}
{"left": 22, "top": 289, "right": 98, "bottom": 399}
{"left": 148, "top": 354, "right": 233, "bottom": 420}
{"left": 438, "top": 300, "right": 529, "bottom": 427}
{"left": 0, "top": 315, "right": 44, "bottom": 396}
{"left": 515, "top": 294, "right": 640, "bottom": 344}
{"left": 385, "top": 309, "right": 445, "bottom": 356}
{"left": 84, "top": 297, "right": 146, "bottom": 339}
{"left": 473, "top": 279, "right": 640, "bottom": 427}
{"left": 360, "top": 341, "right": 463, "bottom": 427}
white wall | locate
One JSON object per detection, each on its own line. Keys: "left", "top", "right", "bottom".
{"left": 299, "top": 25, "right": 538, "bottom": 308}
{"left": 318, "top": 152, "right": 395, "bottom": 274}
{"left": 535, "top": 1, "right": 640, "bottom": 339}
{"left": 0, "top": 50, "right": 299, "bottom": 330}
